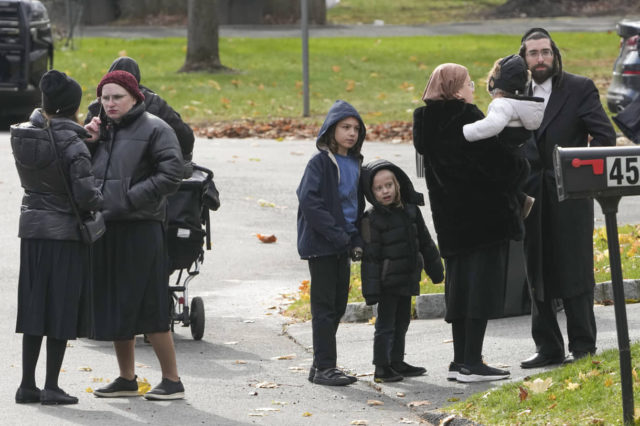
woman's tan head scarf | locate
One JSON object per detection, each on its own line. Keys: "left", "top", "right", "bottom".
{"left": 422, "top": 63, "right": 469, "bottom": 101}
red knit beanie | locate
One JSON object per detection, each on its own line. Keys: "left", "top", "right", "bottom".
{"left": 96, "top": 70, "right": 145, "bottom": 103}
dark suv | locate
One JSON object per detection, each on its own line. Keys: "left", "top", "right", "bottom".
{"left": 607, "top": 20, "right": 640, "bottom": 114}
{"left": 0, "top": 0, "right": 53, "bottom": 121}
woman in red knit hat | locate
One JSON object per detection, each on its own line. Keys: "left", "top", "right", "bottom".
{"left": 85, "top": 70, "right": 185, "bottom": 400}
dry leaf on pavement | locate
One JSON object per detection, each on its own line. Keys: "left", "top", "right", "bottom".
{"left": 439, "top": 415, "right": 456, "bottom": 425}
{"left": 407, "top": 400, "right": 431, "bottom": 407}
{"left": 350, "top": 421, "right": 368, "bottom": 425}
{"left": 366, "top": 400, "right": 384, "bottom": 406}
{"left": 271, "top": 354, "right": 296, "bottom": 360}
{"left": 257, "top": 233, "right": 277, "bottom": 243}
{"left": 255, "top": 381, "right": 279, "bottom": 389}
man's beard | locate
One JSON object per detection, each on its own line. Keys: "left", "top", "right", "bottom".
{"left": 530, "top": 63, "right": 554, "bottom": 84}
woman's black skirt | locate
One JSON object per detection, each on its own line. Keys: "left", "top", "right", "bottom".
{"left": 91, "top": 220, "right": 170, "bottom": 341}
{"left": 444, "top": 241, "right": 509, "bottom": 322}
{"left": 16, "top": 238, "right": 91, "bottom": 340}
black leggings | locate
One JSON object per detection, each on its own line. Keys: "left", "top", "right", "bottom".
{"left": 451, "top": 318, "right": 488, "bottom": 366}
{"left": 20, "top": 334, "right": 67, "bottom": 391}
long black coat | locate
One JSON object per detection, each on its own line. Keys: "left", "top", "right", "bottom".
{"left": 413, "top": 100, "right": 525, "bottom": 258}
{"left": 523, "top": 72, "right": 616, "bottom": 301}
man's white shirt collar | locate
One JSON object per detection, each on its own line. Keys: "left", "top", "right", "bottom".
{"left": 532, "top": 78, "right": 552, "bottom": 108}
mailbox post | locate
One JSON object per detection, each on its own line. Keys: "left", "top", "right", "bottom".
{"left": 554, "top": 146, "right": 640, "bottom": 424}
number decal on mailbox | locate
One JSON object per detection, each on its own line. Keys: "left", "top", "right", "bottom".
{"left": 607, "top": 156, "right": 640, "bottom": 186}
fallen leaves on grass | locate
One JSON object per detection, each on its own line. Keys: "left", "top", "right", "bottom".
{"left": 523, "top": 377, "right": 553, "bottom": 394}
{"left": 519, "top": 386, "right": 529, "bottom": 402}
{"left": 192, "top": 119, "right": 412, "bottom": 142}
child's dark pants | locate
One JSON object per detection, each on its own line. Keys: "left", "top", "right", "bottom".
{"left": 373, "top": 294, "right": 411, "bottom": 366}
{"left": 309, "top": 253, "right": 350, "bottom": 370}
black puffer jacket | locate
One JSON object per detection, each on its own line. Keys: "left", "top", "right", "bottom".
{"left": 91, "top": 102, "right": 183, "bottom": 222}
{"left": 413, "top": 100, "right": 524, "bottom": 258}
{"left": 85, "top": 57, "right": 195, "bottom": 160}
{"left": 360, "top": 160, "right": 443, "bottom": 304}
{"left": 11, "top": 109, "right": 103, "bottom": 240}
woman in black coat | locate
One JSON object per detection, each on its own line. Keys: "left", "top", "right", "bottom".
{"left": 413, "top": 63, "right": 524, "bottom": 383}
{"left": 84, "top": 70, "right": 185, "bottom": 400}
{"left": 11, "top": 70, "right": 103, "bottom": 405}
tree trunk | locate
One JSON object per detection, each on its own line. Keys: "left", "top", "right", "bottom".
{"left": 179, "top": 0, "right": 228, "bottom": 72}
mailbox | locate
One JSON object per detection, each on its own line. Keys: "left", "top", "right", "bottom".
{"left": 554, "top": 145, "right": 640, "bottom": 201}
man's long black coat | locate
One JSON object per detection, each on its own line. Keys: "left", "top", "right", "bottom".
{"left": 523, "top": 71, "right": 616, "bottom": 302}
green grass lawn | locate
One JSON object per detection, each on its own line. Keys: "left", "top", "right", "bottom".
{"left": 446, "top": 342, "right": 640, "bottom": 424}
{"left": 326, "top": 0, "right": 508, "bottom": 25}
{"left": 58, "top": 32, "right": 618, "bottom": 127}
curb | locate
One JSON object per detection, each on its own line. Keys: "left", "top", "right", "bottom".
{"left": 342, "top": 281, "right": 630, "bottom": 323}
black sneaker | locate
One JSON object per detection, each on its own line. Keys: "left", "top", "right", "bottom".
{"left": 447, "top": 362, "right": 461, "bottom": 381}
{"left": 456, "top": 363, "right": 510, "bottom": 383}
{"left": 312, "top": 368, "right": 352, "bottom": 386}
{"left": 94, "top": 376, "right": 139, "bottom": 398}
{"left": 308, "top": 367, "right": 316, "bottom": 383}
{"left": 374, "top": 366, "right": 403, "bottom": 383}
{"left": 15, "top": 386, "right": 41, "bottom": 404}
{"left": 391, "top": 361, "right": 426, "bottom": 377}
{"left": 144, "top": 378, "right": 185, "bottom": 400}
{"left": 41, "top": 388, "right": 78, "bottom": 405}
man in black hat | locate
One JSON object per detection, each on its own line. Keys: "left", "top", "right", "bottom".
{"left": 517, "top": 28, "right": 616, "bottom": 369}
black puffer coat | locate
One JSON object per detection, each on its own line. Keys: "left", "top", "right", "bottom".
{"left": 11, "top": 109, "right": 103, "bottom": 240}
{"left": 413, "top": 99, "right": 524, "bottom": 258}
{"left": 91, "top": 102, "right": 183, "bottom": 222}
{"left": 360, "top": 160, "right": 444, "bottom": 304}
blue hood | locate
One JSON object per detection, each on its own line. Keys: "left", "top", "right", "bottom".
{"left": 316, "top": 100, "right": 366, "bottom": 154}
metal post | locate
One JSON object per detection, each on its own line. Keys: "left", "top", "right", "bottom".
{"left": 301, "top": 0, "right": 310, "bottom": 117}
{"left": 597, "top": 196, "right": 634, "bottom": 424}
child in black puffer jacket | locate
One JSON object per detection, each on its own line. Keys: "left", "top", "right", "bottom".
{"left": 360, "top": 160, "right": 444, "bottom": 383}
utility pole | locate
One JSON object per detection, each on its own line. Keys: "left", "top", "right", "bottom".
{"left": 301, "top": 0, "right": 309, "bottom": 117}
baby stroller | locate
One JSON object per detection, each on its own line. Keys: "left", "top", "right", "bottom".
{"left": 166, "top": 164, "right": 220, "bottom": 340}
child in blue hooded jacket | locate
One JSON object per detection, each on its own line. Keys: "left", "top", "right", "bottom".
{"left": 297, "top": 100, "right": 366, "bottom": 386}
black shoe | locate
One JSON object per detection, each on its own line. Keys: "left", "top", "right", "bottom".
{"left": 457, "top": 363, "right": 510, "bottom": 383}
{"left": 15, "top": 386, "right": 41, "bottom": 404}
{"left": 391, "top": 361, "right": 426, "bottom": 377}
{"left": 312, "top": 368, "right": 352, "bottom": 386}
{"left": 94, "top": 376, "right": 139, "bottom": 398}
{"left": 144, "top": 378, "right": 185, "bottom": 400}
{"left": 308, "top": 366, "right": 316, "bottom": 383}
{"left": 41, "top": 388, "right": 78, "bottom": 405}
{"left": 447, "top": 362, "right": 462, "bottom": 381}
{"left": 563, "top": 351, "right": 595, "bottom": 365}
{"left": 520, "top": 353, "right": 565, "bottom": 369}
{"left": 374, "top": 366, "right": 403, "bottom": 383}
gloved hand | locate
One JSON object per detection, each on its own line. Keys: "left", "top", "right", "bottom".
{"left": 351, "top": 247, "right": 363, "bottom": 262}
{"left": 426, "top": 258, "right": 445, "bottom": 284}
{"left": 365, "top": 296, "right": 379, "bottom": 306}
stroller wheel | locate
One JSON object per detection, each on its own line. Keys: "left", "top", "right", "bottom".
{"left": 190, "top": 296, "right": 205, "bottom": 340}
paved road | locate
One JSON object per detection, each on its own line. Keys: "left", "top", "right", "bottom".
{"left": 78, "top": 15, "right": 640, "bottom": 39}
{"left": 2, "top": 133, "right": 640, "bottom": 425}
